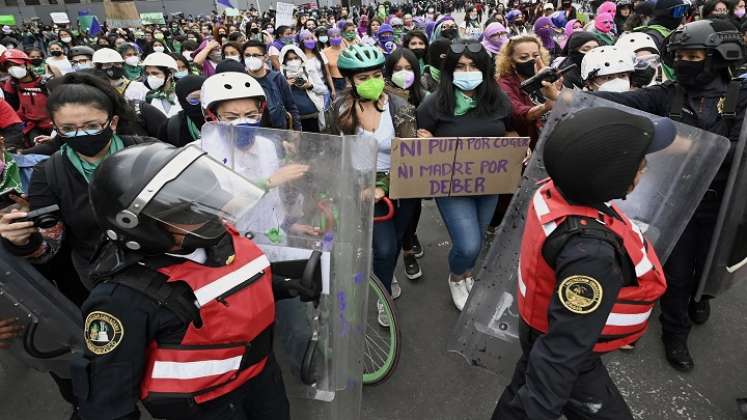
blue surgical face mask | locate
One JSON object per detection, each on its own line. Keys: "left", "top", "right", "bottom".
{"left": 174, "top": 70, "right": 189, "bottom": 79}
{"left": 452, "top": 71, "right": 484, "bottom": 91}
{"left": 230, "top": 118, "right": 261, "bottom": 148}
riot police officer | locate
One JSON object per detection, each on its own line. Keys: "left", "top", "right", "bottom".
{"left": 596, "top": 18, "right": 747, "bottom": 372}
{"left": 491, "top": 107, "right": 675, "bottom": 419}
{"left": 71, "top": 142, "right": 320, "bottom": 420}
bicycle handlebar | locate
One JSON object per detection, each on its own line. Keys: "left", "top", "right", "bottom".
{"left": 374, "top": 197, "right": 395, "bottom": 223}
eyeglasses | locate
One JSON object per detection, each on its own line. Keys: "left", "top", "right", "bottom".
{"left": 450, "top": 41, "right": 484, "bottom": 54}
{"left": 56, "top": 119, "right": 111, "bottom": 138}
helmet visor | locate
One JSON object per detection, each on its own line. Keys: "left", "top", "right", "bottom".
{"left": 142, "top": 151, "right": 265, "bottom": 239}
{"left": 670, "top": 4, "right": 689, "bottom": 18}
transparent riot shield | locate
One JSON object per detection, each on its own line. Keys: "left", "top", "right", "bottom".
{"left": 200, "top": 123, "right": 376, "bottom": 420}
{"left": 448, "top": 91, "right": 731, "bottom": 374}
{"left": 0, "top": 246, "right": 83, "bottom": 378}
{"left": 696, "top": 112, "right": 747, "bottom": 299}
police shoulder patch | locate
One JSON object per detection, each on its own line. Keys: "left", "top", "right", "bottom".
{"left": 84, "top": 311, "right": 124, "bottom": 355}
{"left": 557, "top": 275, "right": 603, "bottom": 314}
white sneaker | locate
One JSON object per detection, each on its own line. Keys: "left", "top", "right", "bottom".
{"left": 465, "top": 276, "right": 475, "bottom": 293}
{"left": 391, "top": 276, "right": 402, "bottom": 300}
{"left": 449, "top": 276, "right": 470, "bottom": 311}
{"left": 377, "top": 300, "right": 390, "bottom": 328}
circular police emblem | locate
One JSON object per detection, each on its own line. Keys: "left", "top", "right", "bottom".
{"left": 558, "top": 276, "right": 603, "bottom": 314}
{"left": 84, "top": 311, "right": 124, "bottom": 355}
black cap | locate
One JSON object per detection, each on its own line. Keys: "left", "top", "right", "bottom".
{"left": 543, "top": 107, "right": 675, "bottom": 205}
{"left": 215, "top": 58, "right": 246, "bottom": 74}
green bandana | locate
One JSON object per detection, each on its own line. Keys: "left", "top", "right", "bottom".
{"left": 146, "top": 79, "right": 177, "bottom": 105}
{"left": 123, "top": 64, "right": 142, "bottom": 81}
{"left": 62, "top": 134, "right": 125, "bottom": 183}
{"left": 425, "top": 65, "right": 441, "bottom": 83}
{"left": 186, "top": 116, "right": 201, "bottom": 141}
{"left": 454, "top": 90, "right": 477, "bottom": 116}
{"left": 0, "top": 152, "right": 23, "bottom": 197}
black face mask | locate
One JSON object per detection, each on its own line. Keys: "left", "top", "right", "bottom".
{"left": 30, "top": 58, "right": 44, "bottom": 66}
{"left": 50, "top": 50, "right": 64, "bottom": 57}
{"left": 251, "top": 27, "right": 260, "bottom": 34}
{"left": 570, "top": 51, "right": 585, "bottom": 67}
{"left": 441, "top": 28, "right": 458, "bottom": 40}
{"left": 630, "top": 67, "right": 656, "bottom": 88}
{"left": 180, "top": 220, "right": 228, "bottom": 250}
{"left": 410, "top": 48, "right": 426, "bottom": 59}
{"left": 675, "top": 60, "right": 713, "bottom": 87}
{"left": 63, "top": 127, "right": 113, "bottom": 157}
{"left": 105, "top": 66, "right": 124, "bottom": 80}
{"left": 515, "top": 59, "right": 536, "bottom": 78}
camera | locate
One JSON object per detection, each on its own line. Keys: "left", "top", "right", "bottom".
{"left": 17, "top": 204, "right": 61, "bottom": 229}
{"left": 520, "top": 64, "right": 577, "bottom": 95}
{"left": 294, "top": 77, "right": 307, "bottom": 88}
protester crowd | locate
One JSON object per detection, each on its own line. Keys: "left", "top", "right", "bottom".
{"left": 0, "top": 0, "right": 745, "bottom": 418}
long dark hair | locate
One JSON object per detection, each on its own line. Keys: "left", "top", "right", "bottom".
{"left": 384, "top": 48, "right": 424, "bottom": 107}
{"left": 435, "top": 42, "right": 504, "bottom": 117}
{"left": 47, "top": 72, "right": 136, "bottom": 124}
{"left": 402, "top": 31, "right": 429, "bottom": 64}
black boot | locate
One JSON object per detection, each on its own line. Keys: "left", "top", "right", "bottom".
{"left": 662, "top": 335, "right": 694, "bottom": 372}
{"left": 688, "top": 298, "right": 711, "bottom": 325}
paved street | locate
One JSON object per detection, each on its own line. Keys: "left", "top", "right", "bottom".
{"left": 3, "top": 202, "right": 746, "bottom": 420}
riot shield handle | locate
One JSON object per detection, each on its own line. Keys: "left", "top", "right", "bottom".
{"left": 23, "top": 321, "right": 71, "bottom": 359}
{"left": 374, "top": 197, "right": 395, "bottom": 223}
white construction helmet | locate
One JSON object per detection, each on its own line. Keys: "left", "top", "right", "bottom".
{"left": 200, "top": 72, "right": 266, "bottom": 112}
{"left": 615, "top": 32, "right": 659, "bottom": 55}
{"left": 92, "top": 48, "right": 124, "bottom": 64}
{"left": 581, "top": 46, "right": 636, "bottom": 81}
{"left": 141, "top": 52, "right": 178, "bottom": 72}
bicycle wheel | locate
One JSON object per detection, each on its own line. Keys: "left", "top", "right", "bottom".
{"left": 363, "top": 274, "right": 401, "bottom": 385}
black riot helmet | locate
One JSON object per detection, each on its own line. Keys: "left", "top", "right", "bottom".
{"left": 664, "top": 19, "right": 744, "bottom": 71}
{"left": 543, "top": 107, "right": 676, "bottom": 205}
{"left": 89, "top": 143, "right": 265, "bottom": 254}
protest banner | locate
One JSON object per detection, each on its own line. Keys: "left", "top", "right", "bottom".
{"left": 50, "top": 12, "right": 70, "bottom": 24}
{"left": 276, "top": 2, "right": 296, "bottom": 28}
{"left": 0, "top": 15, "right": 16, "bottom": 26}
{"left": 104, "top": 0, "right": 141, "bottom": 28}
{"left": 389, "top": 137, "right": 530, "bottom": 199}
{"left": 140, "top": 12, "right": 165, "bottom": 25}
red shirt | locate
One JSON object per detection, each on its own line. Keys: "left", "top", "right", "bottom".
{"left": 498, "top": 71, "right": 541, "bottom": 148}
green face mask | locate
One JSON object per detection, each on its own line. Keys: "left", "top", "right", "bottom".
{"left": 355, "top": 77, "right": 385, "bottom": 101}
{"left": 343, "top": 31, "right": 356, "bottom": 41}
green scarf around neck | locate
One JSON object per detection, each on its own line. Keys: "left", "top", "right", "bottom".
{"left": 0, "top": 152, "right": 23, "bottom": 196}
{"left": 62, "top": 134, "right": 125, "bottom": 183}
{"left": 146, "top": 79, "right": 177, "bottom": 105}
{"left": 454, "top": 89, "right": 477, "bottom": 116}
{"left": 425, "top": 65, "right": 441, "bottom": 83}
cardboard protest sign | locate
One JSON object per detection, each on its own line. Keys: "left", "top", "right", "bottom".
{"left": 276, "top": 2, "right": 296, "bottom": 28}
{"left": 104, "top": 0, "right": 141, "bottom": 28}
{"left": 389, "top": 137, "right": 530, "bottom": 199}
{"left": 225, "top": 8, "right": 241, "bottom": 17}
{"left": 50, "top": 13, "right": 70, "bottom": 24}
{"left": 140, "top": 12, "right": 165, "bottom": 25}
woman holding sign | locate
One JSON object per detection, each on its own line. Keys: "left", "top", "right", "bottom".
{"left": 416, "top": 40, "right": 514, "bottom": 311}
{"left": 329, "top": 45, "right": 418, "bottom": 327}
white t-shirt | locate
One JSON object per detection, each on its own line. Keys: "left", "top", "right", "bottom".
{"left": 46, "top": 57, "right": 73, "bottom": 75}
{"left": 357, "top": 100, "right": 395, "bottom": 172}
{"left": 304, "top": 54, "right": 329, "bottom": 95}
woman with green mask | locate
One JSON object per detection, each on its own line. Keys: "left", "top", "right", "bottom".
{"left": 328, "top": 45, "right": 418, "bottom": 327}
{"left": 416, "top": 40, "right": 515, "bottom": 311}
{"left": 118, "top": 43, "right": 143, "bottom": 81}
{"left": 341, "top": 22, "right": 359, "bottom": 47}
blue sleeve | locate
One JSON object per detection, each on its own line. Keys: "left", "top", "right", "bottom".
{"left": 277, "top": 73, "right": 302, "bottom": 130}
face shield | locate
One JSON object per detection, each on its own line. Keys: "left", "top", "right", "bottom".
{"left": 117, "top": 146, "right": 265, "bottom": 241}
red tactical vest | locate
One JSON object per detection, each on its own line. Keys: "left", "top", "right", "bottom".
{"left": 139, "top": 227, "right": 275, "bottom": 404}
{"left": 3, "top": 77, "right": 51, "bottom": 132}
{"left": 518, "top": 180, "right": 667, "bottom": 353}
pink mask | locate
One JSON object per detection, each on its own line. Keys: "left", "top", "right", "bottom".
{"left": 595, "top": 13, "right": 614, "bottom": 33}
{"left": 737, "top": 8, "right": 746, "bottom": 17}
{"left": 597, "top": 1, "right": 617, "bottom": 16}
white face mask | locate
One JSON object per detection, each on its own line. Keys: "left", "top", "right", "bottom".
{"left": 226, "top": 55, "right": 241, "bottom": 62}
{"left": 8, "top": 66, "right": 27, "bottom": 79}
{"left": 286, "top": 59, "right": 303, "bottom": 70}
{"left": 153, "top": 46, "right": 165, "bottom": 53}
{"left": 319, "top": 36, "right": 329, "bottom": 43}
{"left": 182, "top": 50, "right": 194, "bottom": 62}
{"left": 74, "top": 62, "right": 93, "bottom": 71}
{"left": 124, "top": 56, "right": 140, "bottom": 66}
{"left": 597, "top": 77, "right": 630, "bottom": 93}
{"left": 147, "top": 75, "right": 165, "bottom": 90}
{"left": 61, "top": 36, "right": 72, "bottom": 44}
{"left": 245, "top": 56, "right": 264, "bottom": 72}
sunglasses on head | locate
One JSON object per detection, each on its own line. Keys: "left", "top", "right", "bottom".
{"left": 450, "top": 41, "right": 484, "bottom": 54}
